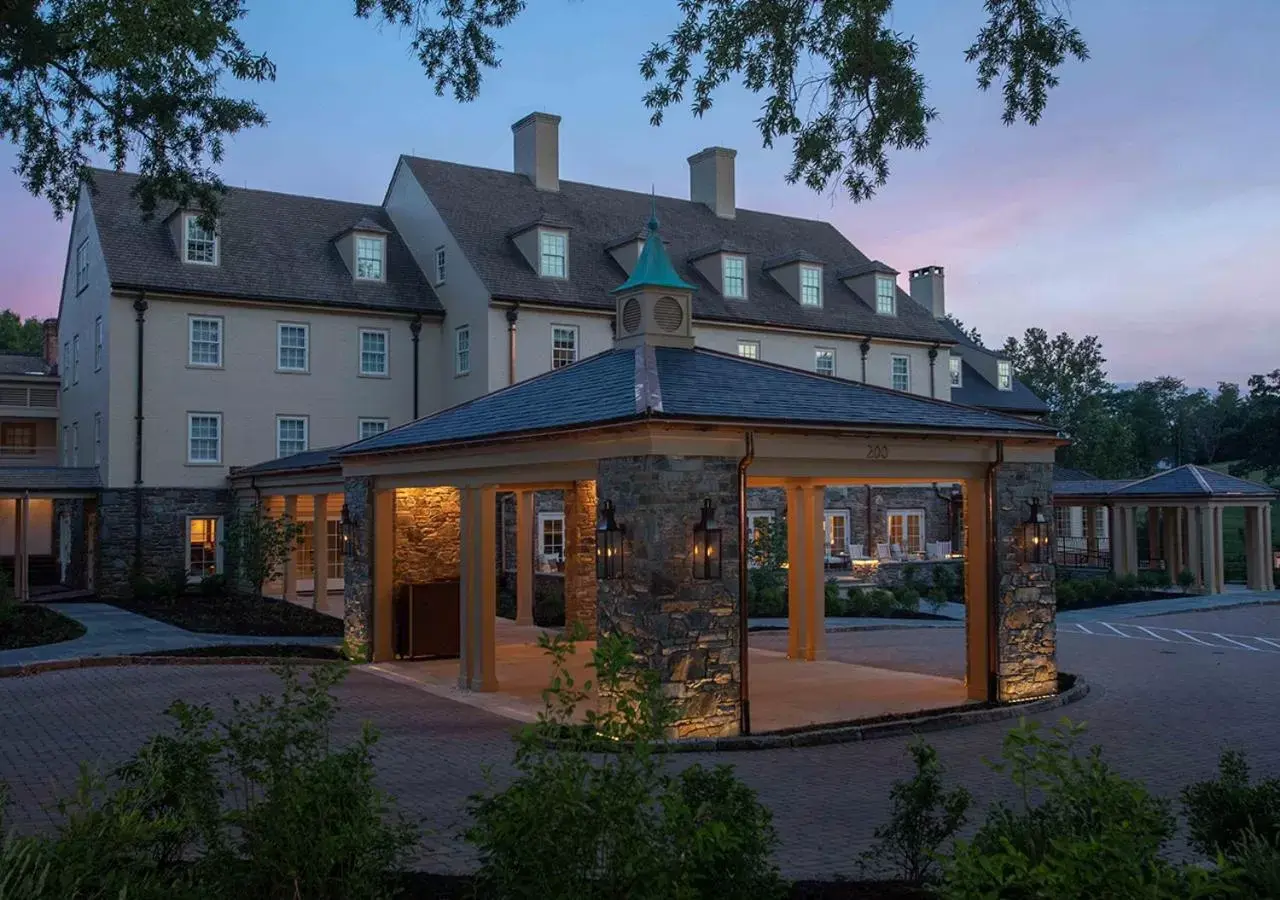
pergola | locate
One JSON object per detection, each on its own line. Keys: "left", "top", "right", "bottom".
{"left": 0, "top": 467, "right": 100, "bottom": 599}
{"left": 1053, "top": 465, "right": 1276, "bottom": 593}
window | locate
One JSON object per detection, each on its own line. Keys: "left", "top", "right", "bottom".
{"left": 71, "top": 335, "right": 79, "bottom": 384}
{"left": 183, "top": 214, "right": 218, "bottom": 265}
{"left": 189, "top": 316, "right": 222, "bottom": 367}
{"left": 299, "top": 520, "right": 345, "bottom": 580}
{"left": 746, "top": 510, "right": 776, "bottom": 563}
{"left": 538, "top": 512, "right": 565, "bottom": 569}
{"left": 552, "top": 325, "right": 578, "bottom": 369}
{"left": 187, "top": 413, "right": 222, "bottom": 464}
{"left": 434, "top": 246, "right": 447, "bottom": 285}
{"left": 454, "top": 325, "right": 470, "bottom": 375}
{"left": 997, "top": 359, "right": 1013, "bottom": 391}
{"left": 825, "top": 510, "right": 849, "bottom": 552}
{"left": 800, "top": 265, "right": 822, "bottom": 307}
{"left": 186, "top": 516, "right": 223, "bottom": 580}
{"left": 1, "top": 423, "right": 35, "bottom": 457}
{"left": 722, "top": 255, "right": 746, "bottom": 299}
{"left": 70, "top": 422, "right": 78, "bottom": 464}
{"left": 277, "top": 323, "right": 309, "bottom": 372}
{"left": 276, "top": 416, "right": 308, "bottom": 458}
{"left": 327, "top": 520, "right": 344, "bottom": 579}
{"left": 61, "top": 426, "right": 69, "bottom": 465}
{"left": 815, "top": 348, "right": 835, "bottom": 376}
{"left": 75, "top": 239, "right": 89, "bottom": 293}
{"left": 93, "top": 413, "right": 102, "bottom": 465}
{"left": 891, "top": 354, "right": 910, "bottom": 392}
{"left": 359, "top": 328, "right": 388, "bottom": 376}
{"left": 949, "top": 356, "right": 962, "bottom": 387}
{"left": 94, "top": 317, "right": 104, "bottom": 371}
{"left": 1054, "top": 505, "right": 1072, "bottom": 539}
{"left": 61, "top": 341, "right": 69, "bottom": 390}
{"left": 358, "top": 418, "right": 388, "bottom": 440}
{"left": 737, "top": 340, "right": 760, "bottom": 360}
{"left": 540, "top": 231, "right": 567, "bottom": 278}
{"left": 355, "top": 235, "right": 384, "bottom": 280}
{"left": 887, "top": 509, "right": 925, "bottom": 556}
{"left": 875, "top": 275, "right": 896, "bottom": 316}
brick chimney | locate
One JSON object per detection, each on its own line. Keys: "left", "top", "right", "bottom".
{"left": 688, "top": 147, "right": 736, "bottom": 219}
{"left": 512, "top": 112, "right": 560, "bottom": 192}
{"left": 910, "top": 266, "right": 945, "bottom": 319}
{"left": 42, "top": 318, "right": 59, "bottom": 368}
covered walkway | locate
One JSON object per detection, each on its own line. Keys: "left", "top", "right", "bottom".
{"left": 0, "top": 467, "right": 100, "bottom": 601}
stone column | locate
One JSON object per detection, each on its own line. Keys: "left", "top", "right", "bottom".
{"left": 459, "top": 486, "right": 498, "bottom": 691}
{"left": 995, "top": 462, "right": 1057, "bottom": 702}
{"left": 342, "top": 478, "right": 374, "bottom": 660}
{"left": 312, "top": 493, "right": 328, "bottom": 610}
{"left": 595, "top": 455, "right": 740, "bottom": 738}
{"left": 563, "top": 480, "right": 598, "bottom": 638}
{"left": 283, "top": 494, "right": 299, "bottom": 604}
{"left": 15, "top": 494, "right": 29, "bottom": 602}
{"left": 371, "top": 490, "right": 395, "bottom": 662}
{"left": 515, "top": 489, "right": 534, "bottom": 626}
{"left": 962, "top": 476, "right": 992, "bottom": 702}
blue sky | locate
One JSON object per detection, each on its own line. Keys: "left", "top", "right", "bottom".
{"left": 2, "top": 0, "right": 1276, "bottom": 387}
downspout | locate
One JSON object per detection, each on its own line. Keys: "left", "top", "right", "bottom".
{"left": 506, "top": 306, "right": 519, "bottom": 385}
{"left": 933, "top": 482, "right": 957, "bottom": 548}
{"left": 409, "top": 316, "right": 422, "bottom": 419}
{"left": 737, "top": 431, "right": 755, "bottom": 736}
{"left": 928, "top": 344, "right": 939, "bottom": 398}
{"left": 859, "top": 339, "right": 871, "bottom": 383}
{"left": 132, "top": 295, "right": 148, "bottom": 575}
{"left": 986, "top": 441, "right": 1004, "bottom": 701}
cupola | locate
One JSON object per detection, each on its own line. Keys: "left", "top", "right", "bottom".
{"left": 611, "top": 202, "right": 696, "bottom": 349}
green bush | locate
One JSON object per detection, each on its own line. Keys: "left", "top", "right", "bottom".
{"left": 1054, "top": 580, "right": 1081, "bottom": 609}
{"left": 1115, "top": 572, "right": 1140, "bottom": 596}
{"left": 1182, "top": 749, "right": 1280, "bottom": 859}
{"left": 846, "top": 588, "right": 897, "bottom": 618}
{"left": 533, "top": 581, "right": 565, "bottom": 627}
{"left": 199, "top": 573, "right": 227, "bottom": 598}
{"left": 1178, "top": 567, "right": 1197, "bottom": 593}
{"left": 748, "top": 584, "right": 787, "bottom": 618}
{"left": 890, "top": 585, "right": 921, "bottom": 614}
{"left": 824, "top": 579, "right": 845, "bottom": 616}
{"left": 929, "top": 564, "right": 960, "bottom": 604}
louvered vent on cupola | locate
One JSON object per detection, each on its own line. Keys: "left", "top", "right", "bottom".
{"left": 611, "top": 200, "right": 697, "bottom": 350}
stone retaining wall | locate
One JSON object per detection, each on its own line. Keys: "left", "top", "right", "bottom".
{"left": 393, "top": 487, "right": 460, "bottom": 587}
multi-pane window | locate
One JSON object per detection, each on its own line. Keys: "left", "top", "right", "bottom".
{"left": 737, "top": 340, "right": 760, "bottom": 360}
{"left": 552, "top": 325, "right": 578, "bottom": 369}
{"left": 358, "top": 418, "right": 388, "bottom": 440}
{"left": 276, "top": 416, "right": 308, "bottom": 458}
{"left": 434, "top": 246, "right": 446, "bottom": 285}
{"left": 61, "top": 426, "right": 69, "bottom": 465}
{"left": 722, "top": 255, "right": 746, "bottom": 299}
{"left": 539, "top": 513, "right": 565, "bottom": 567}
{"left": 815, "top": 348, "right": 835, "bottom": 376}
{"left": 189, "top": 316, "right": 222, "bottom": 367}
{"left": 277, "top": 323, "right": 309, "bottom": 372}
{"left": 454, "top": 326, "right": 470, "bottom": 375}
{"left": 891, "top": 355, "right": 910, "bottom": 392}
{"left": 355, "top": 236, "right": 384, "bottom": 280}
{"left": 887, "top": 509, "right": 925, "bottom": 556}
{"left": 187, "top": 517, "right": 222, "bottom": 580}
{"left": 94, "top": 317, "right": 104, "bottom": 371}
{"left": 70, "top": 422, "right": 78, "bottom": 464}
{"left": 184, "top": 215, "right": 217, "bottom": 264}
{"left": 299, "top": 520, "right": 345, "bottom": 580}
{"left": 93, "top": 413, "right": 102, "bottom": 465}
{"left": 359, "top": 329, "right": 388, "bottom": 375}
{"left": 61, "top": 342, "right": 68, "bottom": 389}
{"left": 875, "top": 275, "right": 896, "bottom": 316}
{"left": 1, "top": 423, "right": 36, "bottom": 456}
{"left": 187, "top": 413, "right": 221, "bottom": 463}
{"left": 71, "top": 335, "right": 79, "bottom": 384}
{"left": 540, "top": 231, "right": 567, "bottom": 278}
{"left": 75, "top": 239, "right": 89, "bottom": 293}
{"left": 949, "top": 356, "right": 962, "bottom": 387}
{"left": 825, "top": 510, "right": 849, "bottom": 552}
{"left": 326, "top": 520, "right": 344, "bottom": 579}
{"left": 747, "top": 511, "right": 775, "bottom": 551}
{"left": 997, "top": 359, "right": 1013, "bottom": 391}
{"left": 800, "top": 265, "right": 822, "bottom": 306}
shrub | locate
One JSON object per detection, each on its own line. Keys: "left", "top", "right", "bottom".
{"left": 533, "top": 581, "right": 565, "bottom": 627}
{"left": 1178, "top": 567, "right": 1197, "bottom": 593}
{"left": 901, "top": 563, "right": 920, "bottom": 591}
{"left": 1115, "top": 572, "right": 1140, "bottom": 596}
{"left": 930, "top": 564, "right": 960, "bottom": 603}
{"left": 890, "top": 585, "right": 921, "bottom": 614}
{"left": 1054, "top": 580, "right": 1081, "bottom": 609}
{"left": 1149, "top": 568, "right": 1173, "bottom": 589}
{"left": 824, "top": 579, "right": 845, "bottom": 617}
{"left": 748, "top": 581, "right": 787, "bottom": 618}
{"left": 0, "top": 572, "right": 14, "bottom": 630}
{"left": 1182, "top": 749, "right": 1280, "bottom": 859}
{"left": 860, "top": 740, "right": 970, "bottom": 885}
{"left": 199, "top": 573, "right": 227, "bottom": 598}
{"left": 846, "top": 588, "right": 896, "bottom": 618}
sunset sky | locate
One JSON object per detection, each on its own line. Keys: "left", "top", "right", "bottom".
{"left": 1, "top": 0, "right": 1276, "bottom": 388}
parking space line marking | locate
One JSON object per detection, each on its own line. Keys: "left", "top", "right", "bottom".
{"left": 1212, "top": 633, "right": 1261, "bottom": 651}
{"left": 1075, "top": 623, "right": 1094, "bottom": 634}
{"left": 1174, "top": 630, "right": 1218, "bottom": 647}
{"left": 1136, "top": 626, "right": 1170, "bottom": 642}
{"left": 1100, "top": 622, "right": 1131, "bottom": 638}
{"left": 1255, "top": 637, "right": 1280, "bottom": 650}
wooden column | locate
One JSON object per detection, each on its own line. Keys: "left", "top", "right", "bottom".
{"left": 458, "top": 486, "right": 498, "bottom": 691}
{"left": 1266, "top": 504, "right": 1275, "bottom": 591}
{"left": 1109, "top": 505, "right": 1123, "bottom": 575}
{"left": 14, "top": 494, "right": 30, "bottom": 602}
{"left": 371, "top": 489, "right": 395, "bottom": 662}
{"left": 1125, "top": 506, "right": 1140, "bottom": 576}
{"left": 1244, "top": 506, "right": 1263, "bottom": 591}
{"left": 1161, "top": 507, "right": 1179, "bottom": 575}
{"left": 962, "top": 477, "right": 992, "bottom": 702}
{"left": 802, "top": 484, "right": 827, "bottom": 661}
{"left": 311, "top": 493, "right": 328, "bottom": 610}
{"left": 1185, "top": 506, "right": 1202, "bottom": 589}
{"left": 1213, "top": 506, "right": 1226, "bottom": 594}
{"left": 515, "top": 489, "right": 534, "bottom": 626}
{"left": 1084, "top": 505, "right": 1098, "bottom": 559}
{"left": 1198, "top": 505, "right": 1217, "bottom": 595}
{"left": 283, "top": 495, "right": 299, "bottom": 604}
{"left": 1147, "top": 506, "right": 1160, "bottom": 568}
{"left": 785, "top": 482, "right": 825, "bottom": 661}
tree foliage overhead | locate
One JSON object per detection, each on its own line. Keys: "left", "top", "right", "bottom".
{"left": 3, "top": 0, "right": 1087, "bottom": 217}
{"left": 0, "top": 309, "right": 44, "bottom": 355}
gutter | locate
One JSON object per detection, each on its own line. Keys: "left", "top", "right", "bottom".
{"left": 928, "top": 344, "right": 939, "bottom": 398}
{"left": 132, "top": 294, "right": 149, "bottom": 574}
{"left": 506, "top": 306, "right": 519, "bottom": 386}
{"left": 986, "top": 440, "right": 1004, "bottom": 701}
{"left": 410, "top": 316, "right": 422, "bottom": 419}
{"left": 859, "top": 339, "right": 871, "bottom": 382}
{"left": 737, "top": 431, "right": 755, "bottom": 736}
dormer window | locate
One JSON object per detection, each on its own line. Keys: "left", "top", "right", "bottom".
{"left": 949, "top": 356, "right": 962, "bottom": 387}
{"left": 183, "top": 214, "right": 217, "bottom": 265}
{"left": 997, "top": 359, "right": 1013, "bottom": 391}
{"left": 355, "top": 235, "right": 384, "bottom": 280}
{"left": 540, "top": 230, "right": 567, "bottom": 278}
{"left": 800, "top": 265, "right": 822, "bottom": 307}
{"left": 875, "top": 275, "right": 896, "bottom": 315}
{"left": 722, "top": 255, "right": 746, "bottom": 299}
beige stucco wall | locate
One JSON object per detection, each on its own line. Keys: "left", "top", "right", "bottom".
{"left": 491, "top": 306, "right": 614, "bottom": 388}
{"left": 105, "top": 295, "right": 437, "bottom": 489}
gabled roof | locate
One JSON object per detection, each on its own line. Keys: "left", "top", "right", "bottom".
{"left": 951, "top": 360, "right": 1048, "bottom": 414}
{"left": 400, "top": 156, "right": 955, "bottom": 344}
{"left": 613, "top": 213, "right": 696, "bottom": 294}
{"left": 0, "top": 467, "right": 100, "bottom": 494}
{"left": 1110, "top": 465, "right": 1278, "bottom": 498}
{"left": 1054, "top": 465, "right": 1096, "bottom": 481}
{"left": 342, "top": 345, "right": 1056, "bottom": 456}
{"left": 86, "top": 170, "right": 441, "bottom": 315}
{"left": 1052, "top": 478, "right": 1138, "bottom": 498}
{"left": 938, "top": 317, "right": 1007, "bottom": 358}
{"left": 0, "top": 354, "right": 53, "bottom": 377}
{"left": 232, "top": 447, "right": 343, "bottom": 477}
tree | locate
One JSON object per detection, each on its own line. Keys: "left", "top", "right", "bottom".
{"left": 223, "top": 504, "right": 301, "bottom": 600}
{"left": 0, "top": 310, "right": 43, "bottom": 354}
{"left": 1233, "top": 370, "right": 1280, "bottom": 481}
{"left": 943, "top": 313, "right": 984, "bottom": 348}
{"left": 1116, "top": 376, "right": 1187, "bottom": 473}
{"left": 4, "top": 0, "right": 1087, "bottom": 217}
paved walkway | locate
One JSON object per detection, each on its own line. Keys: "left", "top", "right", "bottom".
{"left": 0, "top": 603, "right": 337, "bottom": 667}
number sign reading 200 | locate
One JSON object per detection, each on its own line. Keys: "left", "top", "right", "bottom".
{"left": 866, "top": 444, "right": 889, "bottom": 460}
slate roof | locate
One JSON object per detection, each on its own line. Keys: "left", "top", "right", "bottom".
{"left": 342, "top": 345, "right": 1057, "bottom": 456}
{"left": 1110, "top": 465, "right": 1278, "bottom": 498}
{"left": 1054, "top": 465, "right": 1097, "bottom": 481}
{"left": 400, "top": 157, "right": 955, "bottom": 344}
{"left": 232, "top": 447, "right": 343, "bottom": 477}
{"left": 951, "top": 360, "right": 1048, "bottom": 414}
{"left": 0, "top": 467, "right": 100, "bottom": 493}
{"left": 1052, "top": 479, "right": 1137, "bottom": 498}
{"left": 0, "top": 354, "right": 52, "bottom": 376}
{"left": 86, "top": 170, "right": 441, "bottom": 315}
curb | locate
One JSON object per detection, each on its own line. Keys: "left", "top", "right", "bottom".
{"left": 0, "top": 654, "right": 347, "bottom": 679}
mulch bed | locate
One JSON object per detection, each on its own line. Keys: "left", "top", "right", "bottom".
{"left": 136, "top": 643, "right": 344, "bottom": 660}
{"left": 111, "top": 595, "right": 343, "bottom": 637}
{"left": 1058, "top": 590, "right": 1185, "bottom": 612}
{"left": 395, "top": 873, "right": 930, "bottom": 898}
{"left": 0, "top": 604, "right": 87, "bottom": 651}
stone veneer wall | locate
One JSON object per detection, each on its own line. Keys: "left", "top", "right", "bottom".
{"left": 994, "top": 461, "right": 1057, "bottom": 701}
{"left": 497, "top": 490, "right": 563, "bottom": 572}
{"left": 746, "top": 485, "right": 957, "bottom": 551}
{"left": 51, "top": 498, "right": 91, "bottom": 590}
{"left": 394, "top": 487, "right": 461, "bottom": 587}
{"left": 563, "top": 480, "right": 597, "bottom": 637}
{"left": 342, "top": 476, "right": 374, "bottom": 661}
{"left": 596, "top": 455, "right": 740, "bottom": 738}
{"left": 96, "top": 488, "right": 232, "bottom": 599}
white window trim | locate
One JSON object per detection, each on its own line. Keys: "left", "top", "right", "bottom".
{"left": 276, "top": 322, "right": 310, "bottom": 373}
{"left": 454, "top": 325, "right": 471, "bottom": 376}
{"left": 275, "top": 415, "right": 310, "bottom": 459}
{"left": 824, "top": 509, "right": 850, "bottom": 550}
{"left": 997, "top": 359, "right": 1014, "bottom": 391}
{"left": 188, "top": 315, "right": 224, "bottom": 368}
{"left": 75, "top": 238, "right": 89, "bottom": 294}
{"left": 182, "top": 213, "right": 219, "bottom": 266}
{"left": 814, "top": 347, "right": 836, "bottom": 376}
{"left": 890, "top": 353, "right": 911, "bottom": 393}
{"left": 61, "top": 342, "right": 69, "bottom": 390}
{"left": 358, "top": 417, "right": 389, "bottom": 440}
{"left": 538, "top": 229, "right": 568, "bottom": 279}
{"left": 71, "top": 335, "right": 79, "bottom": 385}
{"left": 354, "top": 234, "right": 386, "bottom": 282}
{"left": 94, "top": 316, "right": 104, "bottom": 371}
{"left": 949, "top": 356, "right": 962, "bottom": 388}
{"left": 537, "top": 511, "right": 566, "bottom": 564}
{"left": 93, "top": 413, "right": 102, "bottom": 466}
{"left": 799, "top": 265, "right": 823, "bottom": 307}
{"left": 875, "top": 275, "right": 897, "bottom": 316}
{"left": 70, "top": 421, "right": 78, "bottom": 465}
{"left": 887, "top": 508, "right": 927, "bottom": 556}
{"left": 721, "top": 254, "right": 747, "bottom": 299}
{"left": 185, "top": 515, "right": 225, "bottom": 583}
{"left": 358, "top": 327, "right": 390, "bottom": 377}
{"left": 186, "top": 412, "right": 223, "bottom": 465}
{"left": 551, "top": 323, "right": 579, "bottom": 369}
{"left": 737, "top": 340, "right": 760, "bottom": 360}
{"left": 434, "top": 245, "right": 447, "bottom": 286}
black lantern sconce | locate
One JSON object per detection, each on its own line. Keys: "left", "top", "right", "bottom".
{"left": 692, "top": 498, "right": 723, "bottom": 580}
{"left": 1020, "top": 498, "right": 1049, "bottom": 564}
{"left": 340, "top": 503, "right": 358, "bottom": 556}
{"left": 596, "top": 499, "right": 625, "bottom": 579}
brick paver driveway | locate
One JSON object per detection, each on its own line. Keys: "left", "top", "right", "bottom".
{"left": 3, "top": 603, "right": 1279, "bottom": 880}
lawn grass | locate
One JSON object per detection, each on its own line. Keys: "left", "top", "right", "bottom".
{"left": 0, "top": 604, "right": 87, "bottom": 651}
{"left": 1208, "top": 463, "right": 1279, "bottom": 582}
{"left": 112, "top": 594, "right": 343, "bottom": 637}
